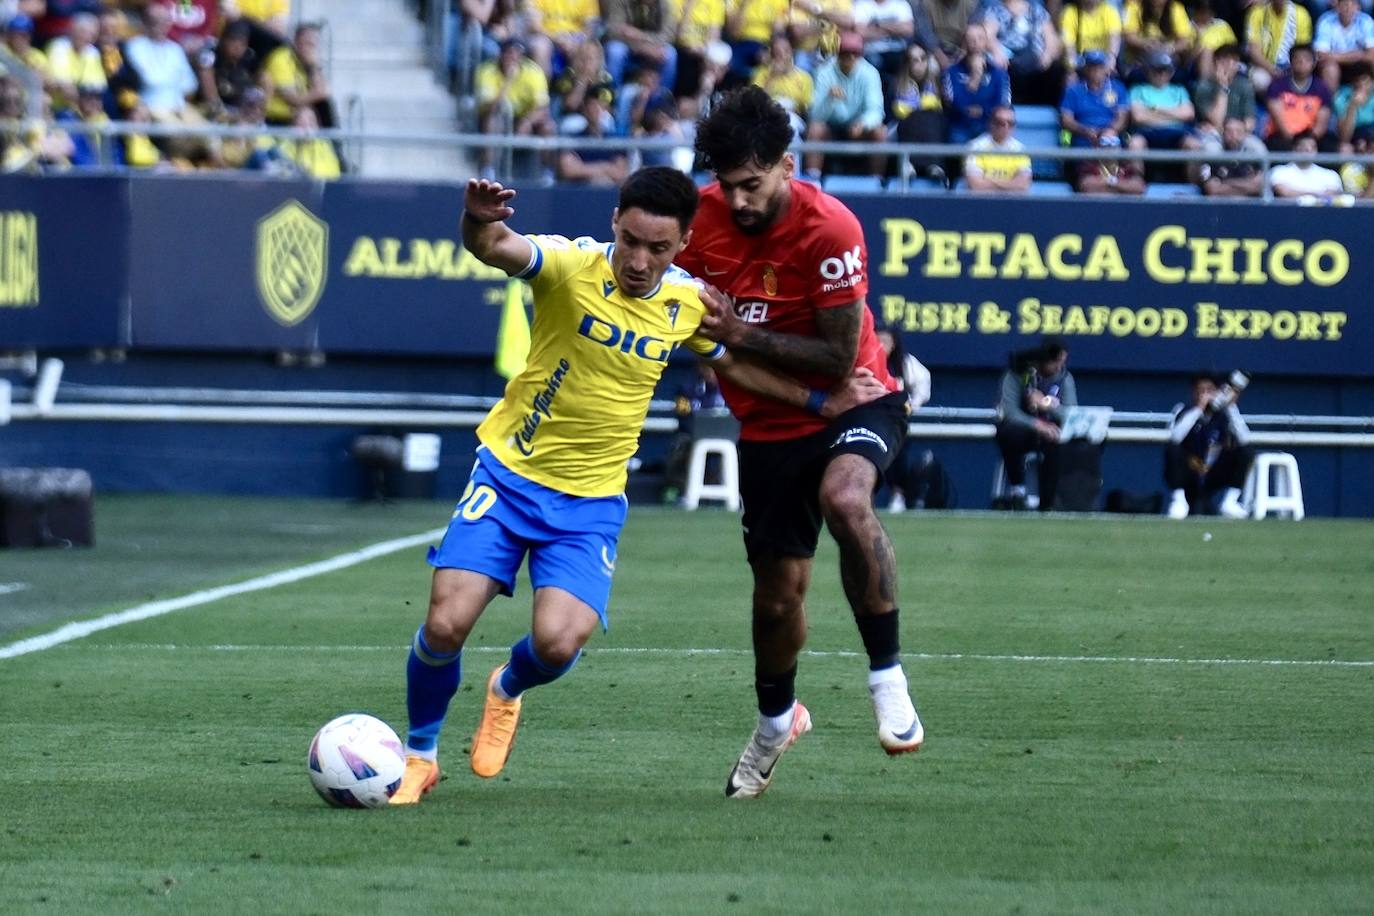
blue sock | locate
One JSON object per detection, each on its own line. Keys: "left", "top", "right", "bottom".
{"left": 498, "top": 634, "right": 579, "bottom": 699}
{"left": 405, "top": 626, "right": 461, "bottom": 756}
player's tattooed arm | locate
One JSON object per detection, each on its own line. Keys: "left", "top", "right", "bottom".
{"left": 700, "top": 286, "right": 863, "bottom": 376}
{"left": 711, "top": 351, "right": 887, "bottom": 418}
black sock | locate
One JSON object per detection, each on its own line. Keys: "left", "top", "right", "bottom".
{"left": 855, "top": 609, "right": 900, "bottom": 671}
{"left": 754, "top": 664, "right": 798, "bottom": 717}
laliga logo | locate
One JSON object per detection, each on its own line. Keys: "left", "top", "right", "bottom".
{"left": 577, "top": 314, "right": 673, "bottom": 362}
{"left": 819, "top": 245, "right": 864, "bottom": 293}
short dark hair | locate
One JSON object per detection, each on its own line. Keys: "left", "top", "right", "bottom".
{"left": 1040, "top": 336, "right": 1068, "bottom": 360}
{"left": 1191, "top": 370, "right": 1219, "bottom": 387}
{"left": 1350, "top": 61, "right": 1374, "bottom": 81}
{"left": 694, "top": 85, "right": 794, "bottom": 174}
{"left": 1290, "top": 42, "right": 1315, "bottom": 60}
{"left": 618, "top": 166, "right": 699, "bottom": 232}
{"left": 1214, "top": 42, "right": 1241, "bottom": 60}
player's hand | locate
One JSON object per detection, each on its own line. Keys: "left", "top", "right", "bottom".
{"left": 698, "top": 284, "right": 746, "bottom": 346}
{"left": 822, "top": 367, "right": 888, "bottom": 418}
{"left": 464, "top": 178, "right": 517, "bottom": 224}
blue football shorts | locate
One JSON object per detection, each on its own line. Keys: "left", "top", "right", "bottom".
{"left": 427, "top": 447, "right": 627, "bottom": 627}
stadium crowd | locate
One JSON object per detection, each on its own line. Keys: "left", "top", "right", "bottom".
{"left": 0, "top": 0, "right": 342, "bottom": 175}
{"left": 2, "top": 0, "right": 1372, "bottom": 192}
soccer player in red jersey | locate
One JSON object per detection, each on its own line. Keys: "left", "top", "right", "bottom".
{"left": 675, "top": 86, "right": 925, "bottom": 798}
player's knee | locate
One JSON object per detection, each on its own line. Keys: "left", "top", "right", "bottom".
{"left": 531, "top": 630, "right": 583, "bottom": 668}
{"left": 421, "top": 612, "right": 465, "bottom": 654}
{"left": 752, "top": 590, "right": 804, "bottom": 625}
{"left": 819, "top": 478, "right": 874, "bottom": 528}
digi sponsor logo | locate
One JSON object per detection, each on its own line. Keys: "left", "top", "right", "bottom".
{"left": 577, "top": 313, "right": 674, "bottom": 362}
{"left": 0, "top": 211, "right": 39, "bottom": 308}
{"left": 819, "top": 245, "right": 864, "bottom": 293}
{"left": 831, "top": 426, "right": 888, "bottom": 453}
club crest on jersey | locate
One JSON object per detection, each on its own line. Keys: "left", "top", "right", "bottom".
{"left": 664, "top": 299, "right": 681, "bottom": 327}
{"left": 831, "top": 426, "right": 888, "bottom": 453}
{"left": 762, "top": 264, "right": 778, "bottom": 297}
{"left": 602, "top": 279, "right": 616, "bottom": 298}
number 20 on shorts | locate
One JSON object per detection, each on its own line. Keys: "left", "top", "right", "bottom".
{"left": 455, "top": 481, "right": 497, "bottom": 521}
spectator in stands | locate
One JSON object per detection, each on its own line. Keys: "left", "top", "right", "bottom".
{"left": 167, "top": 0, "right": 219, "bottom": 56}
{"left": 786, "top": 0, "right": 859, "bottom": 73}
{"left": 1128, "top": 50, "right": 1194, "bottom": 149}
{"left": 1246, "top": 0, "right": 1313, "bottom": 93}
{"left": 964, "top": 104, "right": 1032, "bottom": 191}
{"left": 124, "top": 3, "right": 216, "bottom": 160}
{"left": 1197, "top": 115, "right": 1267, "bottom": 195}
{"left": 1061, "top": 0, "right": 1123, "bottom": 72}
{"left": 725, "top": 0, "right": 787, "bottom": 80}
{"left": 670, "top": 0, "right": 726, "bottom": 100}
{"left": 636, "top": 96, "right": 692, "bottom": 168}
{"left": 551, "top": 38, "right": 613, "bottom": 119}
{"left": 1339, "top": 132, "right": 1374, "bottom": 195}
{"left": 1164, "top": 371, "right": 1253, "bottom": 519}
{"left": 994, "top": 337, "right": 1077, "bottom": 511}
{"left": 616, "top": 64, "right": 675, "bottom": 134}
{"left": 805, "top": 30, "right": 886, "bottom": 176}
{"left": 1076, "top": 132, "right": 1146, "bottom": 192}
{"left": 556, "top": 86, "right": 630, "bottom": 183}
{"left": 752, "top": 33, "right": 813, "bottom": 136}
{"left": 604, "top": 0, "right": 678, "bottom": 92}
{"left": 475, "top": 37, "right": 555, "bottom": 177}
{"left": 279, "top": 105, "right": 342, "bottom": 179}
{"left": 261, "top": 21, "right": 337, "bottom": 129}
{"left": 1269, "top": 130, "right": 1345, "bottom": 197}
{"left": 3, "top": 14, "right": 47, "bottom": 75}
{"left": 59, "top": 83, "right": 109, "bottom": 167}
{"left": 981, "top": 0, "right": 1064, "bottom": 105}
{"left": 1264, "top": 43, "right": 1332, "bottom": 151}
{"left": 528, "top": 0, "right": 598, "bottom": 77}
{"left": 925, "top": 0, "right": 979, "bottom": 66}
{"left": 1121, "top": 0, "right": 1194, "bottom": 79}
{"left": 1315, "top": 0, "right": 1374, "bottom": 92}
{"left": 199, "top": 20, "right": 257, "bottom": 117}
{"left": 221, "top": 86, "right": 283, "bottom": 171}
{"left": 1188, "top": 0, "right": 1237, "bottom": 80}
{"left": 943, "top": 22, "right": 1011, "bottom": 145}
{"left": 119, "top": 100, "right": 170, "bottom": 170}
{"left": 233, "top": 0, "right": 291, "bottom": 38}
{"left": 1334, "top": 61, "right": 1374, "bottom": 147}
{"left": 46, "top": 12, "right": 105, "bottom": 114}
{"left": 1191, "top": 43, "right": 1256, "bottom": 136}
{"left": 888, "top": 41, "right": 948, "bottom": 181}
{"left": 853, "top": 0, "right": 914, "bottom": 78}
{"left": 1060, "top": 49, "right": 1128, "bottom": 148}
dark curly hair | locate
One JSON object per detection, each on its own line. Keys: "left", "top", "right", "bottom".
{"left": 694, "top": 85, "right": 794, "bottom": 174}
{"left": 618, "top": 166, "right": 700, "bottom": 232}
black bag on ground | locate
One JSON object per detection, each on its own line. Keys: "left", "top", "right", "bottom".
{"left": 1052, "top": 440, "right": 1102, "bottom": 512}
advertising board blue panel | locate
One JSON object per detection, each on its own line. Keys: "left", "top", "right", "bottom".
{"left": 0, "top": 175, "right": 128, "bottom": 348}
{"left": 857, "top": 196, "right": 1370, "bottom": 376}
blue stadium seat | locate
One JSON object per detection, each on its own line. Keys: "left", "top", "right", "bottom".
{"left": 822, "top": 174, "right": 886, "bottom": 194}
{"left": 1144, "top": 182, "right": 1203, "bottom": 199}
{"left": 1014, "top": 106, "right": 1065, "bottom": 180}
{"left": 1026, "top": 181, "right": 1076, "bottom": 197}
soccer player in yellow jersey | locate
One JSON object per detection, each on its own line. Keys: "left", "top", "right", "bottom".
{"left": 391, "top": 167, "right": 888, "bottom": 804}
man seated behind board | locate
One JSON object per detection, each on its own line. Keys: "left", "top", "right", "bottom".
{"left": 1165, "top": 371, "right": 1254, "bottom": 519}
{"left": 994, "top": 337, "right": 1077, "bottom": 511}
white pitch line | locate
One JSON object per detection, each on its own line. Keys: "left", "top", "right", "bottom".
{"left": 73, "top": 643, "right": 1374, "bottom": 668}
{"left": 0, "top": 582, "right": 30, "bottom": 596}
{"left": 0, "top": 529, "right": 446, "bottom": 662}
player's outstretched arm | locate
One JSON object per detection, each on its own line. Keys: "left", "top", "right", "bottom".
{"left": 699, "top": 285, "right": 862, "bottom": 377}
{"left": 712, "top": 352, "right": 888, "bottom": 419}
{"left": 461, "top": 178, "right": 537, "bottom": 277}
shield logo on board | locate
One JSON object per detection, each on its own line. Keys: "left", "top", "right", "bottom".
{"left": 256, "top": 200, "right": 328, "bottom": 327}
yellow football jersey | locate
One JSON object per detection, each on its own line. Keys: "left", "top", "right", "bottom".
{"left": 477, "top": 235, "right": 724, "bottom": 497}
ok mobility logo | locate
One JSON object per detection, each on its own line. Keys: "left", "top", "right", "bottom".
{"left": 256, "top": 200, "right": 328, "bottom": 327}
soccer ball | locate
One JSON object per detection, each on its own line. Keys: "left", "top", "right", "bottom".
{"left": 307, "top": 713, "right": 407, "bottom": 808}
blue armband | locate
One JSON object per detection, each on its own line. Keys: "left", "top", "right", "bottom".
{"left": 805, "top": 389, "right": 828, "bottom": 416}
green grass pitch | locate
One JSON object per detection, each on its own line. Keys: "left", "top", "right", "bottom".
{"left": 1, "top": 496, "right": 1371, "bottom": 914}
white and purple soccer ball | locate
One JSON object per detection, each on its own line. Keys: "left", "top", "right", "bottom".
{"left": 307, "top": 713, "right": 407, "bottom": 809}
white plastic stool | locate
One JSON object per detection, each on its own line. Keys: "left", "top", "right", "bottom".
{"left": 1243, "top": 452, "right": 1305, "bottom": 520}
{"left": 682, "top": 438, "right": 740, "bottom": 511}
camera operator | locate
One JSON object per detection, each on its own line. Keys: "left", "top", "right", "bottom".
{"left": 994, "top": 337, "right": 1077, "bottom": 511}
{"left": 1165, "top": 370, "right": 1255, "bottom": 519}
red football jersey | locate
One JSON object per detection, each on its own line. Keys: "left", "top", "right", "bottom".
{"left": 677, "top": 179, "right": 897, "bottom": 441}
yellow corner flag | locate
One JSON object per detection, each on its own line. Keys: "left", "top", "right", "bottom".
{"left": 494, "top": 278, "right": 531, "bottom": 380}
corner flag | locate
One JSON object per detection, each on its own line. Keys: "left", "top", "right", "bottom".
{"left": 494, "top": 279, "right": 530, "bottom": 380}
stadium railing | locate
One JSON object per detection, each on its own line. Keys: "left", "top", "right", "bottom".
{"left": 2, "top": 119, "right": 1373, "bottom": 202}
{"left": 4, "top": 368, "right": 1372, "bottom": 449}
